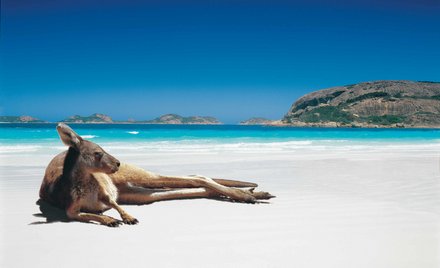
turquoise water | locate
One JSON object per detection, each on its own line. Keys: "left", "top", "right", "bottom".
{"left": 1, "top": 123, "right": 440, "bottom": 144}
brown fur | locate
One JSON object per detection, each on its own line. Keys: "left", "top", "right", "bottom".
{"left": 39, "top": 123, "right": 274, "bottom": 227}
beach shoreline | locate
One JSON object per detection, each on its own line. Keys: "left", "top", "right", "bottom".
{"left": 1, "top": 142, "right": 439, "bottom": 267}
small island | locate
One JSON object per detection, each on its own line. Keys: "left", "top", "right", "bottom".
{"left": 240, "top": 117, "right": 275, "bottom": 125}
{"left": 61, "top": 113, "right": 113, "bottom": 123}
{"left": 139, "top": 114, "right": 222, "bottom": 124}
{"left": 0, "top": 116, "right": 46, "bottom": 123}
{"left": 0, "top": 113, "right": 223, "bottom": 125}
{"left": 59, "top": 113, "right": 222, "bottom": 124}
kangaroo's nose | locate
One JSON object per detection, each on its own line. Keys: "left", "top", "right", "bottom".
{"left": 116, "top": 161, "right": 120, "bottom": 167}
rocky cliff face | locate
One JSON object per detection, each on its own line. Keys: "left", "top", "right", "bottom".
{"left": 283, "top": 81, "right": 440, "bottom": 128}
{"left": 144, "top": 114, "right": 222, "bottom": 124}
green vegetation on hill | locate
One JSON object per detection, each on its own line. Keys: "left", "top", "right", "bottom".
{"left": 366, "top": 115, "right": 405, "bottom": 125}
{"left": 298, "top": 106, "right": 354, "bottom": 124}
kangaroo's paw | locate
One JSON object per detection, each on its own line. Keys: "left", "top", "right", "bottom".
{"left": 122, "top": 215, "right": 139, "bottom": 225}
{"left": 102, "top": 216, "right": 122, "bottom": 227}
{"left": 248, "top": 188, "right": 276, "bottom": 200}
{"left": 253, "top": 191, "right": 276, "bottom": 200}
{"left": 228, "top": 188, "right": 258, "bottom": 204}
{"left": 228, "top": 188, "right": 276, "bottom": 202}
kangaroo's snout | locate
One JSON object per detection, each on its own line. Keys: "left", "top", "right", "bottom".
{"left": 103, "top": 153, "right": 120, "bottom": 174}
{"left": 110, "top": 160, "right": 120, "bottom": 173}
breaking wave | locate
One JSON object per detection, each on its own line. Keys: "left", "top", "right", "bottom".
{"left": 82, "top": 135, "right": 98, "bottom": 139}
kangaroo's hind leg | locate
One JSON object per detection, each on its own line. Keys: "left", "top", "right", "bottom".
{"left": 151, "top": 175, "right": 276, "bottom": 203}
{"left": 117, "top": 186, "right": 218, "bottom": 205}
{"left": 111, "top": 163, "right": 274, "bottom": 203}
{"left": 117, "top": 183, "right": 274, "bottom": 205}
{"left": 110, "top": 164, "right": 256, "bottom": 203}
{"left": 111, "top": 163, "right": 258, "bottom": 188}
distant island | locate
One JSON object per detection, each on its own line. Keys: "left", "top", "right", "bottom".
{"left": 240, "top": 117, "right": 276, "bottom": 125}
{"left": 60, "top": 113, "right": 222, "bottom": 124}
{"left": 61, "top": 113, "right": 113, "bottom": 123}
{"left": 139, "top": 114, "right": 221, "bottom": 124}
{"left": 0, "top": 116, "right": 46, "bottom": 123}
{"left": 0, "top": 113, "right": 222, "bottom": 125}
{"left": 2, "top": 80, "right": 440, "bottom": 128}
{"left": 282, "top": 80, "right": 440, "bottom": 128}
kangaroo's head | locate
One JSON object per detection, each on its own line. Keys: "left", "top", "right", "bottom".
{"left": 56, "top": 123, "right": 120, "bottom": 174}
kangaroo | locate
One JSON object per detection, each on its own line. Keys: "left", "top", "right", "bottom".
{"left": 39, "top": 123, "right": 274, "bottom": 227}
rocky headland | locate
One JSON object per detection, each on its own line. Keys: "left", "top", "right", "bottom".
{"left": 282, "top": 80, "right": 440, "bottom": 128}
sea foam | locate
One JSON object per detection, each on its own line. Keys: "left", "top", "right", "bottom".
{"left": 0, "top": 145, "right": 43, "bottom": 153}
{"left": 81, "top": 135, "right": 98, "bottom": 139}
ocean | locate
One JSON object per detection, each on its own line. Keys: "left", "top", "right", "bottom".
{"left": 1, "top": 123, "right": 440, "bottom": 154}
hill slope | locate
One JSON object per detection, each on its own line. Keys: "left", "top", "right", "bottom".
{"left": 283, "top": 81, "right": 440, "bottom": 128}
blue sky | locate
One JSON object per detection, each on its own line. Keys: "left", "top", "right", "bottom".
{"left": 1, "top": 0, "right": 439, "bottom": 123}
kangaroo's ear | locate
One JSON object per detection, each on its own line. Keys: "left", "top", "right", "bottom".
{"left": 56, "top": 123, "right": 83, "bottom": 150}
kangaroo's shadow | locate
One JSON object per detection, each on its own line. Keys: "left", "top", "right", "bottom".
{"left": 30, "top": 199, "right": 70, "bottom": 225}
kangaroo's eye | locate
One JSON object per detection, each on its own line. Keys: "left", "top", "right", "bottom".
{"left": 94, "top": 152, "right": 104, "bottom": 159}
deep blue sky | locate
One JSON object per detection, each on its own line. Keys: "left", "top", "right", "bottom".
{"left": 1, "top": 0, "right": 439, "bottom": 123}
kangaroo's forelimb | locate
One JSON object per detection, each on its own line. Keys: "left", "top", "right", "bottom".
{"left": 66, "top": 200, "right": 122, "bottom": 227}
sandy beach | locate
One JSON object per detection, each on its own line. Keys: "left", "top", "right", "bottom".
{"left": 0, "top": 142, "right": 439, "bottom": 268}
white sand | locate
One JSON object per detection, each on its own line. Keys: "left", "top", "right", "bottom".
{"left": 0, "top": 146, "right": 439, "bottom": 267}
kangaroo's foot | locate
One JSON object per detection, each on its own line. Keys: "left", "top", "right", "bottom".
{"left": 221, "top": 187, "right": 275, "bottom": 203}
{"left": 190, "top": 176, "right": 276, "bottom": 203}
{"left": 247, "top": 188, "right": 276, "bottom": 200}
{"left": 122, "top": 214, "right": 138, "bottom": 225}
{"left": 101, "top": 215, "right": 123, "bottom": 227}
